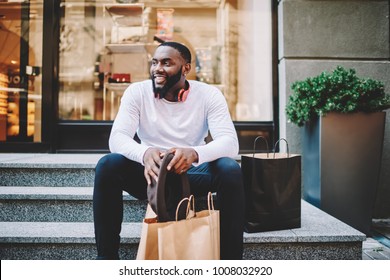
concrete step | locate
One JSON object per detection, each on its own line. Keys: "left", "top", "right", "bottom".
{"left": 0, "top": 153, "right": 366, "bottom": 260}
{"left": 0, "top": 154, "right": 103, "bottom": 187}
{"left": 0, "top": 222, "right": 140, "bottom": 260}
{"left": 0, "top": 186, "right": 211, "bottom": 223}
{"left": 0, "top": 200, "right": 366, "bottom": 260}
{"left": 0, "top": 153, "right": 241, "bottom": 187}
{"left": 0, "top": 186, "right": 147, "bottom": 223}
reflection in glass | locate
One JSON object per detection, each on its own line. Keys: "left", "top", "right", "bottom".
{"left": 58, "top": 0, "right": 273, "bottom": 122}
{"left": 0, "top": 0, "right": 43, "bottom": 142}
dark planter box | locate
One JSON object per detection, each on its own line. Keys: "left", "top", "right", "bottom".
{"left": 303, "top": 112, "right": 386, "bottom": 235}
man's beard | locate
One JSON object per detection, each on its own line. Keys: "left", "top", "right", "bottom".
{"left": 152, "top": 68, "right": 182, "bottom": 99}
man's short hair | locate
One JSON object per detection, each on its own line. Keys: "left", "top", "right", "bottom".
{"left": 158, "top": 41, "right": 191, "bottom": 64}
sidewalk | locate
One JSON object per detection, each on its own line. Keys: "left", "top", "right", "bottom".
{"left": 363, "top": 219, "right": 390, "bottom": 260}
{"left": 363, "top": 238, "right": 390, "bottom": 260}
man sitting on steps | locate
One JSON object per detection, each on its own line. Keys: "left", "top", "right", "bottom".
{"left": 93, "top": 41, "right": 245, "bottom": 260}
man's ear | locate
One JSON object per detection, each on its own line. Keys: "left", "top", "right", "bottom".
{"left": 183, "top": 63, "right": 191, "bottom": 76}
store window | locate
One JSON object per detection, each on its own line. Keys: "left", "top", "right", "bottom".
{"left": 58, "top": 0, "right": 273, "bottom": 124}
{"left": 0, "top": 0, "right": 43, "bottom": 143}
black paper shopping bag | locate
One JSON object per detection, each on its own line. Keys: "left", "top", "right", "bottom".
{"left": 241, "top": 137, "right": 301, "bottom": 233}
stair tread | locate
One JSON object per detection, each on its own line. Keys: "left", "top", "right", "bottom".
{"left": 0, "top": 153, "right": 105, "bottom": 168}
{"left": 0, "top": 153, "right": 242, "bottom": 169}
{"left": 0, "top": 186, "right": 135, "bottom": 200}
{"left": 0, "top": 201, "right": 365, "bottom": 244}
{"left": 0, "top": 222, "right": 141, "bottom": 243}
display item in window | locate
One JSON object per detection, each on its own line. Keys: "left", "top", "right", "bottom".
{"left": 156, "top": 9, "right": 174, "bottom": 41}
{"left": 109, "top": 73, "right": 131, "bottom": 83}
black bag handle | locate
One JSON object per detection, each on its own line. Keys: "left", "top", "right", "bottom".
{"left": 147, "top": 152, "right": 191, "bottom": 222}
{"left": 252, "top": 136, "right": 269, "bottom": 158}
{"left": 251, "top": 137, "right": 290, "bottom": 159}
{"left": 273, "top": 138, "right": 290, "bottom": 158}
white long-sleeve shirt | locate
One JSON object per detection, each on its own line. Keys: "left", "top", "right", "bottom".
{"left": 109, "top": 79, "right": 239, "bottom": 166}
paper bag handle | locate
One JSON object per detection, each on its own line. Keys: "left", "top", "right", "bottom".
{"left": 175, "top": 192, "right": 216, "bottom": 221}
{"left": 206, "top": 192, "right": 219, "bottom": 222}
{"left": 207, "top": 192, "right": 215, "bottom": 212}
{"left": 175, "top": 195, "right": 195, "bottom": 221}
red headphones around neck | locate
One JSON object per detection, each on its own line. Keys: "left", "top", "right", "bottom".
{"left": 177, "top": 86, "right": 190, "bottom": 102}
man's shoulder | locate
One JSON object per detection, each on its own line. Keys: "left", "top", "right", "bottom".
{"left": 122, "top": 80, "right": 152, "bottom": 104}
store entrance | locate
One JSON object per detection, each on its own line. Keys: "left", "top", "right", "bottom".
{"left": 0, "top": 0, "right": 43, "bottom": 145}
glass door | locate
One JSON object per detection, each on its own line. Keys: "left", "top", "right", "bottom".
{"left": 0, "top": 0, "right": 43, "bottom": 143}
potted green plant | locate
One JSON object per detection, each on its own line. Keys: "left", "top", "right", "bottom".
{"left": 286, "top": 66, "right": 390, "bottom": 235}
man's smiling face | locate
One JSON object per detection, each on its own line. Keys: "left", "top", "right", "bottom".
{"left": 150, "top": 46, "right": 185, "bottom": 99}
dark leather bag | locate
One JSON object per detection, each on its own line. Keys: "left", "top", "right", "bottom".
{"left": 147, "top": 152, "right": 191, "bottom": 222}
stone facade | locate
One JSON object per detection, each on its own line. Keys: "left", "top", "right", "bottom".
{"left": 277, "top": 0, "right": 390, "bottom": 218}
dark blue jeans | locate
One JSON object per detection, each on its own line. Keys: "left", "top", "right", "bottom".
{"left": 93, "top": 153, "right": 245, "bottom": 260}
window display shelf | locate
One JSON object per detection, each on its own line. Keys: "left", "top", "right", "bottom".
{"left": 105, "top": 82, "right": 131, "bottom": 91}
{"left": 139, "top": 0, "right": 221, "bottom": 9}
{"left": 0, "top": 87, "right": 29, "bottom": 94}
{"left": 105, "top": 43, "right": 152, "bottom": 53}
{"left": 103, "top": 3, "right": 147, "bottom": 46}
{"left": 104, "top": 3, "right": 144, "bottom": 26}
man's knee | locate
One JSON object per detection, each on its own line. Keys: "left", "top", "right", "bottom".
{"left": 213, "top": 157, "right": 243, "bottom": 192}
{"left": 95, "top": 153, "right": 127, "bottom": 174}
{"left": 215, "top": 157, "right": 242, "bottom": 177}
